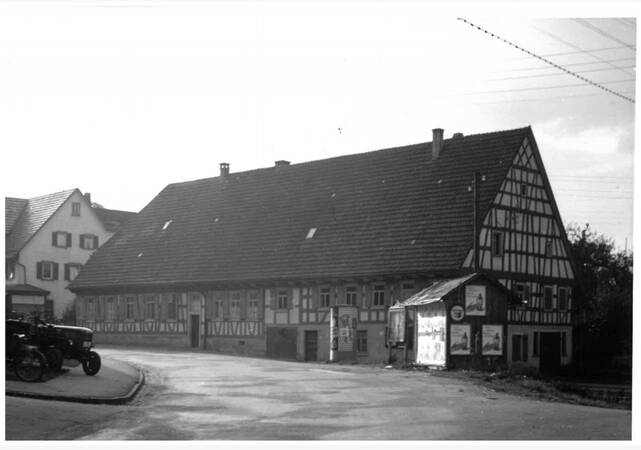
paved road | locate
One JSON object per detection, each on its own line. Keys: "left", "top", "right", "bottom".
{"left": 5, "top": 346, "right": 632, "bottom": 440}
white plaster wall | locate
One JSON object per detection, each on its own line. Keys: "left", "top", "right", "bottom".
{"left": 17, "top": 191, "right": 113, "bottom": 318}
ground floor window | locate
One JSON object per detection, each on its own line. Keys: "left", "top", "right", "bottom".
{"left": 357, "top": 330, "right": 368, "bottom": 353}
{"left": 167, "top": 294, "right": 178, "bottom": 320}
{"left": 125, "top": 296, "right": 135, "bottom": 319}
{"left": 247, "top": 291, "right": 259, "bottom": 320}
{"left": 105, "top": 297, "right": 116, "bottom": 320}
{"left": 511, "top": 334, "right": 528, "bottom": 362}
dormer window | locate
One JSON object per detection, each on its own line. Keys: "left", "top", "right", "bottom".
{"left": 72, "top": 202, "right": 81, "bottom": 216}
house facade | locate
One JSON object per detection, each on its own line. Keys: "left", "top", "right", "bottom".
{"left": 5, "top": 189, "right": 135, "bottom": 320}
{"left": 69, "top": 126, "right": 578, "bottom": 372}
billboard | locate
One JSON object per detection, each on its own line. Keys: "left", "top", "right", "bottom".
{"left": 416, "top": 306, "right": 446, "bottom": 366}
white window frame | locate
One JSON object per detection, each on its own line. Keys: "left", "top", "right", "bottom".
{"left": 247, "top": 290, "right": 259, "bottom": 321}
{"left": 319, "top": 287, "right": 331, "bottom": 309}
{"left": 373, "top": 284, "right": 386, "bottom": 307}
{"left": 345, "top": 286, "right": 357, "bottom": 306}
{"left": 230, "top": 291, "right": 242, "bottom": 320}
{"left": 277, "top": 290, "right": 289, "bottom": 310}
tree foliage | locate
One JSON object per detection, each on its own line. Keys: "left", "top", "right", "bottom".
{"left": 567, "top": 224, "right": 633, "bottom": 375}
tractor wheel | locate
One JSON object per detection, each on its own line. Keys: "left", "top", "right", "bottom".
{"left": 82, "top": 351, "right": 101, "bottom": 376}
{"left": 14, "top": 350, "right": 46, "bottom": 382}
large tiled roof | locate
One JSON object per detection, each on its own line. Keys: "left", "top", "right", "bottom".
{"left": 5, "top": 189, "right": 77, "bottom": 259}
{"left": 70, "top": 127, "right": 531, "bottom": 291}
{"left": 92, "top": 207, "right": 137, "bottom": 232}
{"left": 5, "top": 197, "right": 28, "bottom": 235}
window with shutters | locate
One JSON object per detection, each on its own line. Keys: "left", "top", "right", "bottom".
{"left": 39, "top": 261, "right": 56, "bottom": 281}
{"left": 125, "top": 296, "right": 135, "bottom": 319}
{"left": 230, "top": 291, "right": 242, "bottom": 320}
{"left": 167, "top": 293, "right": 178, "bottom": 320}
{"left": 277, "top": 290, "right": 289, "bottom": 310}
{"left": 64, "top": 263, "right": 82, "bottom": 281}
{"left": 72, "top": 202, "right": 80, "bottom": 216}
{"left": 319, "top": 287, "right": 331, "bottom": 308}
{"left": 80, "top": 234, "right": 98, "bottom": 250}
{"left": 543, "top": 286, "right": 554, "bottom": 310}
{"left": 345, "top": 286, "right": 357, "bottom": 306}
{"left": 357, "top": 330, "right": 368, "bottom": 354}
{"left": 52, "top": 231, "right": 71, "bottom": 248}
{"left": 558, "top": 287, "right": 568, "bottom": 311}
{"left": 105, "top": 297, "right": 116, "bottom": 320}
{"left": 373, "top": 284, "right": 385, "bottom": 307}
{"left": 247, "top": 290, "right": 259, "bottom": 320}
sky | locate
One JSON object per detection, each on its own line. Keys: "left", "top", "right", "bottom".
{"left": 0, "top": 2, "right": 636, "bottom": 251}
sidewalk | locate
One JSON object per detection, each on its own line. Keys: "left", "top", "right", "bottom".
{"left": 5, "top": 357, "right": 144, "bottom": 404}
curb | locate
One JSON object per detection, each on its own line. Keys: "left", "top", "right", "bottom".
{"left": 5, "top": 365, "right": 145, "bottom": 405}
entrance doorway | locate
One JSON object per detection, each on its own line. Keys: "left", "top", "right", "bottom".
{"left": 190, "top": 314, "right": 200, "bottom": 348}
{"left": 304, "top": 330, "right": 318, "bottom": 361}
{"left": 539, "top": 332, "right": 561, "bottom": 374}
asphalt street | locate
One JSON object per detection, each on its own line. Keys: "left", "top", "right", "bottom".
{"left": 5, "top": 346, "right": 632, "bottom": 440}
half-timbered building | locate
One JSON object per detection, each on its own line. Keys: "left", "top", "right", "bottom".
{"left": 68, "top": 126, "right": 577, "bottom": 372}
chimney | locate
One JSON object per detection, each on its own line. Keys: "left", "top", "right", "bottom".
{"left": 274, "top": 160, "right": 290, "bottom": 167}
{"left": 84, "top": 192, "right": 91, "bottom": 204}
{"left": 432, "top": 128, "right": 444, "bottom": 160}
{"left": 219, "top": 162, "right": 230, "bottom": 178}
{"left": 453, "top": 132, "right": 464, "bottom": 139}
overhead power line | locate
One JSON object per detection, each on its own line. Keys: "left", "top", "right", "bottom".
{"left": 487, "top": 65, "right": 636, "bottom": 82}
{"left": 573, "top": 18, "right": 637, "bottom": 51}
{"left": 457, "top": 18, "right": 636, "bottom": 104}
{"left": 531, "top": 24, "right": 635, "bottom": 78}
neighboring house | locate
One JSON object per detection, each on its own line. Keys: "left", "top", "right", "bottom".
{"left": 68, "top": 127, "right": 578, "bottom": 372}
{"left": 5, "top": 189, "right": 135, "bottom": 320}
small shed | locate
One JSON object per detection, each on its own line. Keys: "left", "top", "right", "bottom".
{"left": 389, "top": 272, "right": 510, "bottom": 371}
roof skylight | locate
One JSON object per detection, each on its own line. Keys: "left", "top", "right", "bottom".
{"left": 306, "top": 228, "right": 317, "bottom": 239}
{"left": 162, "top": 219, "right": 173, "bottom": 230}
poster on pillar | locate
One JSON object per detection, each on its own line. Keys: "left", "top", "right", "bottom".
{"left": 337, "top": 306, "right": 357, "bottom": 352}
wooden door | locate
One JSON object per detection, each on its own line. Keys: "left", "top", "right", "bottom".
{"left": 304, "top": 330, "right": 318, "bottom": 361}
{"left": 190, "top": 314, "right": 200, "bottom": 348}
{"left": 539, "top": 332, "right": 561, "bottom": 374}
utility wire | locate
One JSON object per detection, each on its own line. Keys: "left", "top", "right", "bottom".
{"left": 487, "top": 65, "right": 636, "bottom": 82}
{"left": 573, "top": 18, "right": 637, "bottom": 51}
{"left": 530, "top": 24, "right": 635, "bottom": 78}
{"left": 457, "top": 18, "right": 636, "bottom": 103}
{"left": 495, "top": 57, "right": 636, "bottom": 74}
{"left": 470, "top": 79, "right": 634, "bottom": 96}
